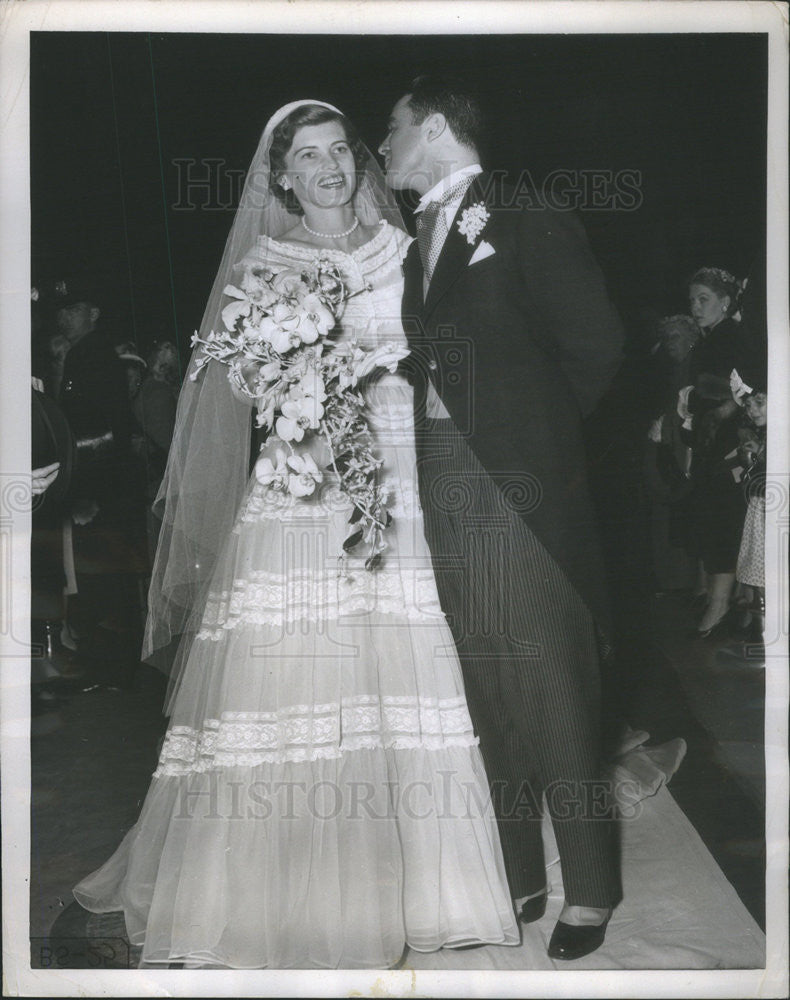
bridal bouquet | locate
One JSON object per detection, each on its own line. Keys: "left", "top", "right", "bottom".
{"left": 190, "top": 259, "right": 409, "bottom": 569}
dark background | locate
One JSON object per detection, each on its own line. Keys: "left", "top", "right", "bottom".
{"left": 31, "top": 31, "right": 767, "bottom": 363}
{"left": 28, "top": 32, "right": 771, "bottom": 935}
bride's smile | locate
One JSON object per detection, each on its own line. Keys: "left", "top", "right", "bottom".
{"left": 317, "top": 173, "right": 346, "bottom": 189}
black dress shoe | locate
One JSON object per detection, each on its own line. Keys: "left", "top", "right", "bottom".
{"left": 689, "top": 610, "right": 732, "bottom": 641}
{"left": 519, "top": 892, "right": 547, "bottom": 923}
{"left": 547, "top": 915, "right": 609, "bottom": 960}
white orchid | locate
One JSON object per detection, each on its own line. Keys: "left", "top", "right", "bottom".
{"left": 254, "top": 447, "right": 288, "bottom": 490}
{"left": 222, "top": 300, "right": 252, "bottom": 331}
{"left": 296, "top": 293, "right": 335, "bottom": 340}
{"left": 266, "top": 299, "right": 326, "bottom": 348}
{"left": 294, "top": 317, "right": 320, "bottom": 346}
{"left": 221, "top": 284, "right": 252, "bottom": 330}
{"left": 254, "top": 393, "right": 277, "bottom": 430}
{"left": 298, "top": 368, "right": 327, "bottom": 404}
{"left": 269, "top": 324, "right": 300, "bottom": 354}
{"left": 275, "top": 400, "right": 307, "bottom": 442}
{"left": 275, "top": 381, "right": 326, "bottom": 441}
{"left": 286, "top": 453, "right": 323, "bottom": 498}
{"left": 259, "top": 360, "right": 282, "bottom": 382}
{"left": 271, "top": 301, "right": 299, "bottom": 326}
{"left": 272, "top": 269, "right": 309, "bottom": 299}
{"left": 296, "top": 390, "right": 325, "bottom": 428}
{"left": 240, "top": 267, "right": 279, "bottom": 308}
{"left": 262, "top": 303, "right": 305, "bottom": 352}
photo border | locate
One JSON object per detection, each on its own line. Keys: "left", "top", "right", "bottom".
{"left": 2, "top": 2, "right": 787, "bottom": 997}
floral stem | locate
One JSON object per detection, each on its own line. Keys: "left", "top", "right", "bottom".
{"left": 321, "top": 424, "right": 386, "bottom": 532}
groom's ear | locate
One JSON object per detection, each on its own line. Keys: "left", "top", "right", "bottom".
{"left": 422, "top": 112, "right": 448, "bottom": 144}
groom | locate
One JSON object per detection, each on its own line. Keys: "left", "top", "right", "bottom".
{"left": 380, "top": 76, "right": 625, "bottom": 960}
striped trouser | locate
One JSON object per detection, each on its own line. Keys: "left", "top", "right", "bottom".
{"left": 416, "top": 420, "right": 621, "bottom": 907}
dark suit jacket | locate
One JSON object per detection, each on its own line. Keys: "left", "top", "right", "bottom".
{"left": 31, "top": 387, "right": 76, "bottom": 604}
{"left": 402, "top": 172, "right": 625, "bottom": 628}
{"left": 59, "top": 328, "right": 134, "bottom": 506}
{"left": 59, "top": 329, "right": 132, "bottom": 451}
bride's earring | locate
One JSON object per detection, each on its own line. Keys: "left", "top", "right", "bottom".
{"left": 279, "top": 176, "right": 291, "bottom": 191}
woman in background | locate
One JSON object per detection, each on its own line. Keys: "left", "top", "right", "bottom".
{"left": 732, "top": 373, "right": 767, "bottom": 660}
{"left": 679, "top": 267, "right": 754, "bottom": 638}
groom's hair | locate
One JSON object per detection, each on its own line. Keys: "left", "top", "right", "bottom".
{"left": 405, "top": 75, "right": 484, "bottom": 151}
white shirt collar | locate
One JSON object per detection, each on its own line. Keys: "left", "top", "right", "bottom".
{"left": 416, "top": 164, "right": 483, "bottom": 213}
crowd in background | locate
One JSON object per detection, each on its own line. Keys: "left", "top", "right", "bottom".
{"left": 30, "top": 274, "right": 182, "bottom": 719}
{"left": 642, "top": 265, "right": 768, "bottom": 660}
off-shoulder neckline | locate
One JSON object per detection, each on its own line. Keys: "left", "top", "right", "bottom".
{"left": 257, "top": 219, "right": 402, "bottom": 260}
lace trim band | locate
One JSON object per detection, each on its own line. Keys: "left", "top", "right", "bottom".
{"left": 197, "top": 566, "right": 446, "bottom": 635}
{"left": 154, "top": 694, "right": 477, "bottom": 774}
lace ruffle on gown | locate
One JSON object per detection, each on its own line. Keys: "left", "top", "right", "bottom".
{"left": 73, "top": 221, "right": 519, "bottom": 969}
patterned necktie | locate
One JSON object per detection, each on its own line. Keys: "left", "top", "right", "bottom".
{"left": 415, "top": 177, "right": 474, "bottom": 282}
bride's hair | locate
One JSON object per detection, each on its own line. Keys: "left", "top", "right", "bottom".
{"left": 268, "top": 104, "right": 370, "bottom": 215}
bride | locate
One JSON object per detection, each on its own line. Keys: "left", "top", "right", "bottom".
{"left": 73, "top": 100, "right": 519, "bottom": 969}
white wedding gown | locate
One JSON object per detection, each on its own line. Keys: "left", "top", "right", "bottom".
{"left": 73, "top": 220, "right": 519, "bottom": 969}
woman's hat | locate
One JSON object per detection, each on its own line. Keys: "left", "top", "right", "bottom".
{"left": 49, "top": 276, "right": 104, "bottom": 310}
{"left": 33, "top": 272, "right": 106, "bottom": 312}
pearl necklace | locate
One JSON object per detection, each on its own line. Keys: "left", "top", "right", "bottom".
{"left": 301, "top": 216, "right": 359, "bottom": 239}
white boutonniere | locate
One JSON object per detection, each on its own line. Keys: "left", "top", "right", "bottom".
{"left": 457, "top": 202, "right": 490, "bottom": 245}
{"left": 729, "top": 368, "right": 753, "bottom": 405}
